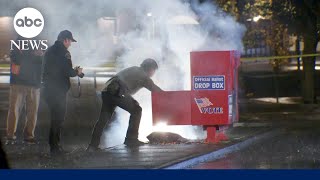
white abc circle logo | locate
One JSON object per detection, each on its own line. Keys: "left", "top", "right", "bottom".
{"left": 13, "top": 7, "right": 44, "bottom": 38}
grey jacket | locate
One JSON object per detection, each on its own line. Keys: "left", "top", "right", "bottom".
{"left": 103, "top": 66, "right": 162, "bottom": 96}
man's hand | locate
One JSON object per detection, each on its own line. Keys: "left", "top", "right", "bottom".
{"left": 77, "top": 67, "right": 83, "bottom": 75}
{"left": 74, "top": 66, "right": 84, "bottom": 78}
{"left": 74, "top": 66, "right": 82, "bottom": 74}
{"left": 12, "top": 64, "right": 20, "bottom": 75}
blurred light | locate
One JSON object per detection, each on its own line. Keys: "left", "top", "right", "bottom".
{"left": 251, "top": 97, "right": 302, "bottom": 104}
{"left": 147, "top": 12, "right": 152, "bottom": 17}
{"left": 0, "top": 17, "right": 13, "bottom": 26}
{"left": 152, "top": 122, "right": 168, "bottom": 132}
{"left": 253, "top": 15, "right": 264, "bottom": 22}
{"left": 168, "top": 15, "right": 199, "bottom": 25}
{"left": 102, "top": 17, "right": 116, "bottom": 20}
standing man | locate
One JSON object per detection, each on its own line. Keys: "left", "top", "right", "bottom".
{"left": 87, "top": 59, "right": 162, "bottom": 151}
{"left": 6, "top": 36, "right": 43, "bottom": 144}
{"left": 42, "top": 30, "right": 83, "bottom": 154}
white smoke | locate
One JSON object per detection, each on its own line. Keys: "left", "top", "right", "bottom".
{"left": 99, "top": 0, "right": 246, "bottom": 146}
{"left": 16, "top": 0, "right": 245, "bottom": 147}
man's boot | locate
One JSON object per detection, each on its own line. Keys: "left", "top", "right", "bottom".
{"left": 124, "top": 138, "right": 146, "bottom": 146}
{"left": 86, "top": 145, "right": 103, "bottom": 152}
{"left": 50, "top": 145, "right": 67, "bottom": 155}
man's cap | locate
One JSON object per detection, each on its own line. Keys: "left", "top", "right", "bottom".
{"left": 57, "top": 30, "right": 77, "bottom": 42}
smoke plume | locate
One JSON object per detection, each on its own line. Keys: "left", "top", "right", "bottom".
{"left": 11, "top": 0, "right": 245, "bottom": 147}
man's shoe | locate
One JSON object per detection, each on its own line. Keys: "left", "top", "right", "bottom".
{"left": 24, "top": 138, "right": 37, "bottom": 145}
{"left": 50, "top": 146, "right": 67, "bottom": 155}
{"left": 5, "top": 136, "right": 17, "bottom": 145}
{"left": 86, "top": 145, "right": 102, "bottom": 152}
{"left": 86, "top": 145, "right": 103, "bottom": 152}
{"left": 124, "top": 138, "right": 146, "bottom": 146}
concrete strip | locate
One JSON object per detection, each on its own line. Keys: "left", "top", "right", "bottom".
{"left": 233, "top": 122, "right": 272, "bottom": 127}
{"left": 164, "top": 129, "right": 283, "bottom": 169}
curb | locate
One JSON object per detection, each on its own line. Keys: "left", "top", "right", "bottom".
{"left": 164, "top": 129, "right": 283, "bottom": 169}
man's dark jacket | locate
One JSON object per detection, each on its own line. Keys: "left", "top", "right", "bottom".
{"left": 42, "top": 41, "right": 77, "bottom": 93}
{"left": 10, "top": 45, "right": 43, "bottom": 88}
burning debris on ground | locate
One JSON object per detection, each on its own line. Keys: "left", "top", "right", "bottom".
{"left": 145, "top": 132, "right": 213, "bottom": 145}
{"left": 147, "top": 132, "right": 190, "bottom": 144}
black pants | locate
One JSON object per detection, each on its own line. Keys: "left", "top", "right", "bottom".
{"left": 89, "top": 92, "right": 142, "bottom": 147}
{"left": 44, "top": 89, "right": 67, "bottom": 149}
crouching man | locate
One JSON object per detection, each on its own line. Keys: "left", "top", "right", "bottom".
{"left": 87, "top": 59, "right": 162, "bottom": 150}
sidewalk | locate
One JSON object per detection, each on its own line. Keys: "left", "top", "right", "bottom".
{"left": 2, "top": 126, "right": 272, "bottom": 169}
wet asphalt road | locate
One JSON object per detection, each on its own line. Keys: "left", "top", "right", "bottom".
{"left": 191, "top": 126, "right": 320, "bottom": 169}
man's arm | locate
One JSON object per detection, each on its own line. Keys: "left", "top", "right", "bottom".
{"left": 30, "top": 50, "right": 44, "bottom": 65}
{"left": 63, "top": 51, "right": 78, "bottom": 77}
{"left": 10, "top": 46, "right": 22, "bottom": 65}
{"left": 144, "top": 78, "right": 163, "bottom": 92}
{"left": 10, "top": 48, "right": 22, "bottom": 75}
{"left": 41, "top": 51, "right": 49, "bottom": 83}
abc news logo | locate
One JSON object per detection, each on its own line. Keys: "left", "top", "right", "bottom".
{"left": 10, "top": 7, "right": 48, "bottom": 51}
{"left": 16, "top": 16, "right": 43, "bottom": 27}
